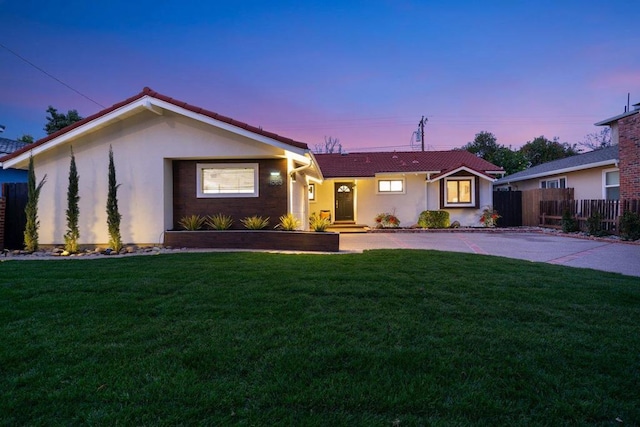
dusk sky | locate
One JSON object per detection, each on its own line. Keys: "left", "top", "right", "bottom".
{"left": 1, "top": 1, "right": 638, "bottom": 152}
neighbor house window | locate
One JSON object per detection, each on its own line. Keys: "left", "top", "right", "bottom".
{"left": 444, "top": 177, "right": 475, "bottom": 207}
{"left": 540, "top": 177, "right": 566, "bottom": 189}
{"left": 377, "top": 179, "right": 404, "bottom": 193}
{"left": 603, "top": 169, "right": 620, "bottom": 200}
{"left": 196, "top": 163, "right": 259, "bottom": 198}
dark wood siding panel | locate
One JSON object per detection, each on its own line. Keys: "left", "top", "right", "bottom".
{"left": 172, "top": 159, "right": 288, "bottom": 230}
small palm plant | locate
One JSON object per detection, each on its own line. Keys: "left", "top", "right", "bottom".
{"left": 206, "top": 213, "right": 233, "bottom": 230}
{"left": 276, "top": 213, "right": 301, "bottom": 231}
{"left": 178, "top": 215, "right": 206, "bottom": 230}
{"left": 309, "top": 212, "right": 331, "bottom": 232}
{"left": 241, "top": 215, "right": 270, "bottom": 230}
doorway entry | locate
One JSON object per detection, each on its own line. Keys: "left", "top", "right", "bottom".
{"left": 334, "top": 182, "right": 354, "bottom": 222}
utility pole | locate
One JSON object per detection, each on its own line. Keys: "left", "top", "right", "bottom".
{"left": 418, "top": 116, "right": 428, "bottom": 151}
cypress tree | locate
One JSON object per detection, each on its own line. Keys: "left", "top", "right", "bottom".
{"left": 64, "top": 147, "right": 80, "bottom": 253}
{"left": 106, "top": 146, "right": 123, "bottom": 252}
{"left": 24, "top": 154, "right": 47, "bottom": 252}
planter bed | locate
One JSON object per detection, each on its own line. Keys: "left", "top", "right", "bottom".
{"left": 164, "top": 230, "right": 340, "bottom": 252}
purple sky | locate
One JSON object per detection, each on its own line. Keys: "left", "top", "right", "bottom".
{"left": 1, "top": 1, "right": 638, "bottom": 152}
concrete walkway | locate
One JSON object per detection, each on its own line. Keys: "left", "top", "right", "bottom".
{"left": 340, "top": 231, "right": 640, "bottom": 278}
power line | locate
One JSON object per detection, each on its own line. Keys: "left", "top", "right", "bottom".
{"left": 0, "top": 42, "right": 106, "bottom": 109}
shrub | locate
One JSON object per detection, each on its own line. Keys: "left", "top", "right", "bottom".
{"left": 586, "top": 211, "right": 608, "bottom": 237}
{"left": 619, "top": 211, "right": 640, "bottom": 241}
{"left": 64, "top": 147, "right": 80, "bottom": 253}
{"left": 178, "top": 215, "right": 206, "bottom": 230}
{"left": 374, "top": 212, "right": 400, "bottom": 228}
{"left": 418, "top": 210, "right": 450, "bottom": 229}
{"left": 309, "top": 212, "right": 331, "bottom": 232}
{"left": 241, "top": 215, "right": 270, "bottom": 230}
{"left": 276, "top": 213, "right": 301, "bottom": 231}
{"left": 561, "top": 208, "right": 579, "bottom": 233}
{"left": 479, "top": 206, "right": 500, "bottom": 227}
{"left": 206, "top": 214, "right": 233, "bottom": 230}
{"left": 24, "top": 154, "right": 47, "bottom": 252}
{"left": 106, "top": 146, "right": 123, "bottom": 252}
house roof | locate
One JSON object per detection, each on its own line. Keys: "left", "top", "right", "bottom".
{"left": 0, "top": 87, "right": 309, "bottom": 165}
{"left": 315, "top": 150, "right": 504, "bottom": 181}
{"left": 494, "top": 145, "right": 618, "bottom": 185}
{"left": 0, "top": 137, "right": 29, "bottom": 156}
{"left": 594, "top": 104, "right": 640, "bottom": 126}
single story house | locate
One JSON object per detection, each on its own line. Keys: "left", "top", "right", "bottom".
{"left": 0, "top": 136, "right": 29, "bottom": 196}
{"left": 493, "top": 145, "right": 620, "bottom": 199}
{"left": 314, "top": 151, "right": 505, "bottom": 227}
{"left": 0, "top": 87, "right": 322, "bottom": 246}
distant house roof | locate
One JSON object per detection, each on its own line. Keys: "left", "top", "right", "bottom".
{"left": 0, "top": 137, "right": 29, "bottom": 157}
{"left": 595, "top": 104, "right": 640, "bottom": 126}
{"left": 315, "top": 150, "right": 504, "bottom": 181}
{"left": 1, "top": 87, "right": 309, "bottom": 164}
{"left": 494, "top": 145, "right": 619, "bottom": 185}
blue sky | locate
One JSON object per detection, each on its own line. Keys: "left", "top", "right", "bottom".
{"left": 1, "top": 0, "right": 638, "bottom": 151}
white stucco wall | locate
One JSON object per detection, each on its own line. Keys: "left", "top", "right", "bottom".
{"left": 315, "top": 174, "right": 495, "bottom": 227}
{"left": 25, "top": 109, "right": 297, "bottom": 245}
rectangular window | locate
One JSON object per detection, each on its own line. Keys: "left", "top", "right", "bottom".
{"left": 377, "top": 179, "right": 404, "bottom": 193}
{"left": 197, "top": 163, "right": 259, "bottom": 198}
{"left": 444, "top": 177, "right": 474, "bottom": 207}
{"left": 540, "top": 177, "right": 566, "bottom": 189}
{"left": 604, "top": 170, "right": 620, "bottom": 200}
{"left": 308, "top": 183, "right": 316, "bottom": 201}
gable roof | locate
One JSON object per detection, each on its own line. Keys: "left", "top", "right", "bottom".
{"left": 494, "top": 145, "right": 618, "bottom": 185}
{"left": 315, "top": 150, "right": 504, "bottom": 181}
{"left": 0, "top": 137, "right": 29, "bottom": 156}
{"left": 594, "top": 104, "right": 640, "bottom": 126}
{"left": 1, "top": 87, "right": 309, "bottom": 166}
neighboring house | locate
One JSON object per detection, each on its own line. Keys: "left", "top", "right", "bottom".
{"left": 494, "top": 100, "right": 640, "bottom": 202}
{"left": 0, "top": 87, "right": 321, "bottom": 246}
{"left": 0, "top": 136, "right": 29, "bottom": 196}
{"left": 493, "top": 145, "right": 620, "bottom": 200}
{"left": 314, "top": 151, "right": 504, "bottom": 227}
{"left": 595, "top": 102, "right": 640, "bottom": 201}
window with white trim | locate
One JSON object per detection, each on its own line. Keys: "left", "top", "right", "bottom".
{"left": 377, "top": 179, "right": 405, "bottom": 194}
{"left": 196, "top": 163, "right": 259, "bottom": 198}
{"left": 444, "top": 177, "right": 475, "bottom": 207}
{"left": 603, "top": 169, "right": 620, "bottom": 200}
{"left": 540, "top": 177, "right": 566, "bottom": 189}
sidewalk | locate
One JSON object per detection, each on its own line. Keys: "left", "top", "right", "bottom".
{"left": 339, "top": 231, "right": 640, "bottom": 278}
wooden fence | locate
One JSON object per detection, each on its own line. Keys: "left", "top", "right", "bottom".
{"left": 539, "top": 198, "right": 640, "bottom": 234}
{"left": 522, "top": 188, "right": 574, "bottom": 226}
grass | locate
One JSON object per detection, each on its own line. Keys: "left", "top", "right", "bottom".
{"left": 1, "top": 250, "right": 639, "bottom": 426}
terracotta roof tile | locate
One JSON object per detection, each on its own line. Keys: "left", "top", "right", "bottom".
{"left": 1, "top": 87, "right": 308, "bottom": 163}
{"left": 315, "top": 150, "right": 503, "bottom": 179}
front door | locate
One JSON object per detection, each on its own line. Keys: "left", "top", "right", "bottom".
{"left": 334, "top": 182, "right": 354, "bottom": 222}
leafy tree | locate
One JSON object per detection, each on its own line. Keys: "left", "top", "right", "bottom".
{"left": 17, "top": 134, "right": 35, "bottom": 144}
{"left": 491, "top": 146, "right": 528, "bottom": 175}
{"left": 461, "top": 131, "right": 527, "bottom": 175}
{"left": 24, "top": 155, "right": 47, "bottom": 252}
{"left": 313, "top": 136, "right": 343, "bottom": 154}
{"left": 44, "top": 106, "right": 83, "bottom": 135}
{"left": 462, "top": 131, "right": 502, "bottom": 161}
{"left": 64, "top": 147, "right": 80, "bottom": 253}
{"left": 579, "top": 128, "right": 612, "bottom": 151}
{"left": 106, "top": 146, "right": 123, "bottom": 252}
{"left": 519, "top": 136, "right": 580, "bottom": 167}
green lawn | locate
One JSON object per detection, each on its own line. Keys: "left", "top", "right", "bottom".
{"left": 1, "top": 250, "right": 639, "bottom": 426}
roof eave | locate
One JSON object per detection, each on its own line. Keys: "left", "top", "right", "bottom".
{"left": 493, "top": 159, "right": 618, "bottom": 184}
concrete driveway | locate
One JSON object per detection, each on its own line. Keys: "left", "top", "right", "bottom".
{"left": 340, "top": 231, "right": 640, "bottom": 278}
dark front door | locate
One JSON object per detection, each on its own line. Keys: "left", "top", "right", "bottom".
{"left": 334, "top": 182, "right": 354, "bottom": 222}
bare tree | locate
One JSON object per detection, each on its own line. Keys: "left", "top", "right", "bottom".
{"left": 579, "top": 128, "right": 612, "bottom": 151}
{"left": 313, "top": 136, "right": 343, "bottom": 154}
